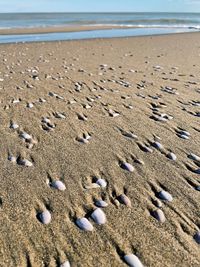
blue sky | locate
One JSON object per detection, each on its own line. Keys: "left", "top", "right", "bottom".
{"left": 0, "top": 0, "right": 200, "bottom": 13}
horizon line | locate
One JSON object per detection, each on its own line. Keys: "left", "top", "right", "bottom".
{"left": 1, "top": 11, "right": 200, "bottom": 14}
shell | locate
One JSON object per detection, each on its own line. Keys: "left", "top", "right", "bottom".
{"left": 91, "top": 208, "right": 106, "bottom": 224}
{"left": 194, "top": 231, "right": 200, "bottom": 244}
{"left": 27, "top": 103, "right": 34, "bottom": 108}
{"left": 189, "top": 153, "right": 200, "bottom": 162}
{"left": 152, "top": 209, "right": 166, "bottom": 223}
{"left": 20, "top": 132, "right": 32, "bottom": 140}
{"left": 95, "top": 199, "right": 108, "bottom": 208}
{"left": 96, "top": 178, "right": 107, "bottom": 188}
{"left": 60, "top": 261, "right": 70, "bottom": 267}
{"left": 76, "top": 217, "right": 93, "bottom": 231}
{"left": 153, "top": 141, "right": 163, "bottom": 150}
{"left": 51, "top": 180, "right": 66, "bottom": 191}
{"left": 118, "top": 194, "right": 131, "bottom": 207}
{"left": 124, "top": 254, "right": 144, "bottom": 267}
{"left": 121, "top": 162, "right": 134, "bottom": 172}
{"left": 38, "top": 210, "right": 51, "bottom": 224}
{"left": 167, "top": 152, "right": 177, "bottom": 161}
{"left": 158, "top": 190, "right": 173, "bottom": 202}
{"left": 8, "top": 155, "right": 16, "bottom": 163}
{"left": 10, "top": 122, "right": 19, "bottom": 129}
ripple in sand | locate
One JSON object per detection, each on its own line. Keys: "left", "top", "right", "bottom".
{"left": 91, "top": 208, "right": 106, "bottom": 225}
{"left": 158, "top": 190, "right": 173, "bottom": 202}
{"left": 76, "top": 217, "right": 93, "bottom": 231}
{"left": 51, "top": 180, "right": 66, "bottom": 191}
{"left": 152, "top": 209, "right": 166, "bottom": 223}
{"left": 124, "top": 254, "right": 144, "bottom": 267}
{"left": 38, "top": 210, "right": 51, "bottom": 224}
{"left": 120, "top": 162, "right": 134, "bottom": 172}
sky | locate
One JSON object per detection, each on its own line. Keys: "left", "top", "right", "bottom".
{"left": 0, "top": 0, "right": 200, "bottom": 13}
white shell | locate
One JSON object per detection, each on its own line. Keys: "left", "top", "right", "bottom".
{"left": 60, "top": 261, "right": 70, "bottom": 267}
{"left": 96, "top": 178, "right": 107, "bottom": 188}
{"left": 76, "top": 217, "right": 93, "bottom": 231}
{"left": 180, "top": 130, "right": 190, "bottom": 136}
{"left": 152, "top": 209, "right": 166, "bottom": 223}
{"left": 121, "top": 162, "right": 134, "bottom": 172}
{"left": 51, "top": 180, "right": 66, "bottom": 191}
{"left": 124, "top": 254, "right": 143, "bottom": 267}
{"left": 158, "top": 190, "right": 173, "bottom": 202}
{"left": 194, "top": 231, "right": 200, "bottom": 244}
{"left": 38, "top": 210, "right": 51, "bottom": 224}
{"left": 95, "top": 200, "right": 108, "bottom": 208}
{"left": 91, "top": 208, "right": 106, "bottom": 224}
{"left": 27, "top": 103, "right": 34, "bottom": 108}
{"left": 20, "top": 132, "right": 32, "bottom": 140}
{"left": 167, "top": 152, "right": 177, "bottom": 161}
{"left": 8, "top": 155, "right": 16, "bottom": 162}
{"left": 119, "top": 194, "right": 131, "bottom": 207}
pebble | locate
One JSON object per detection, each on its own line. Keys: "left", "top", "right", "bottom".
{"left": 76, "top": 217, "right": 93, "bottom": 231}
{"left": 124, "top": 254, "right": 144, "bottom": 267}
{"left": 194, "top": 231, "right": 200, "bottom": 244}
{"left": 60, "top": 261, "right": 70, "bottom": 267}
{"left": 167, "top": 152, "right": 177, "bottom": 161}
{"left": 38, "top": 210, "right": 51, "bottom": 224}
{"left": 51, "top": 180, "right": 66, "bottom": 191}
{"left": 121, "top": 162, "right": 135, "bottom": 172}
{"left": 96, "top": 178, "right": 107, "bottom": 188}
{"left": 152, "top": 209, "right": 166, "bottom": 223}
{"left": 118, "top": 194, "right": 131, "bottom": 207}
{"left": 158, "top": 190, "right": 173, "bottom": 202}
{"left": 95, "top": 199, "right": 108, "bottom": 208}
{"left": 91, "top": 208, "right": 106, "bottom": 224}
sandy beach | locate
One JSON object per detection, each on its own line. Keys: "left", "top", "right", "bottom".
{"left": 0, "top": 32, "right": 200, "bottom": 267}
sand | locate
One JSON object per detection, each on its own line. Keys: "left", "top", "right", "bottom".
{"left": 0, "top": 32, "right": 200, "bottom": 267}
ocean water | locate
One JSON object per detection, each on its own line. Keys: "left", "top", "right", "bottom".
{"left": 0, "top": 12, "right": 199, "bottom": 43}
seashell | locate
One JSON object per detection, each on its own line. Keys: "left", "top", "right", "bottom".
{"left": 60, "top": 261, "right": 70, "bottom": 267}
{"left": 20, "top": 132, "right": 32, "bottom": 140}
{"left": 118, "top": 194, "right": 131, "bottom": 207}
{"left": 91, "top": 208, "right": 106, "bottom": 224}
{"left": 158, "top": 190, "right": 173, "bottom": 202}
{"left": 10, "top": 122, "right": 19, "bottom": 129}
{"left": 95, "top": 199, "right": 108, "bottom": 208}
{"left": 144, "top": 146, "right": 153, "bottom": 153}
{"left": 121, "top": 162, "right": 134, "bottom": 172}
{"left": 38, "top": 210, "right": 51, "bottom": 224}
{"left": 27, "top": 103, "right": 34, "bottom": 108}
{"left": 179, "top": 134, "right": 189, "bottom": 140}
{"left": 76, "top": 217, "right": 93, "bottom": 231}
{"left": 167, "top": 152, "right": 177, "bottom": 161}
{"left": 96, "top": 178, "right": 107, "bottom": 188}
{"left": 152, "top": 199, "right": 162, "bottom": 208}
{"left": 189, "top": 153, "right": 200, "bottom": 162}
{"left": 194, "top": 231, "right": 200, "bottom": 244}
{"left": 18, "top": 158, "right": 33, "bottom": 167}
{"left": 123, "top": 132, "right": 138, "bottom": 139}
{"left": 152, "top": 209, "right": 166, "bottom": 223}
{"left": 124, "top": 254, "right": 144, "bottom": 267}
{"left": 84, "top": 183, "right": 100, "bottom": 189}
{"left": 51, "top": 180, "right": 66, "bottom": 191}
{"left": 153, "top": 141, "right": 163, "bottom": 150}
{"left": 180, "top": 130, "right": 190, "bottom": 136}
{"left": 195, "top": 186, "right": 200, "bottom": 191}
{"left": 55, "top": 113, "right": 66, "bottom": 119}
{"left": 77, "top": 137, "right": 89, "bottom": 144}
{"left": 8, "top": 155, "right": 16, "bottom": 162}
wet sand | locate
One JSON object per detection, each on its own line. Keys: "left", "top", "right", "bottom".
{"left": 0, "top": 32, "right": 200, "bottom": 267}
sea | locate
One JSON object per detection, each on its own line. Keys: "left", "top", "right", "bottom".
{"left": 0, "top": 12, "right": 200, "bottom": 43}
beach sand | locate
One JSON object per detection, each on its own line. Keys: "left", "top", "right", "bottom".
{"left": 0, "top": 32, "right": 200, "bottom": 267}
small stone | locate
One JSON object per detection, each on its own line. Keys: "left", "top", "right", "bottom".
{"left": 95, "top": 199, "right": 108, "bottom": 208}
{"left": 91, "top": 208, "right": 106, "bottom": 224}
{"left": 38, "top": 210, "right": 51, "bottom": 224}
{"left": 96, "top": 178, "right": 107, "bottom": 188}
{"left": 121, "top": 162, "right": 134, "bottom": 172}
{"left": 118, "top": 194, "right": 131, "bottom": 207}
{"left": 124, "top": 254, "right": 144, "bottom": 267}
{"left": 158, "top": 190, "right": 173, "bottom": 202}
{"left": 51, "top": 180, "right": 66, "bottom": 191}
{"left": 152, "top": 209, "right": 166, "bottom": 223}
{"left": 167, "top": 152, "right": 177, "bottom": 161}
{"left": 76, "top": 217, "right": 93, "bottom": 231}
{"left": 60, "top": 261, "right": 70, "bottom": 267}
{"left": 194, "top": 231, "right": 200, "bottom": 244}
